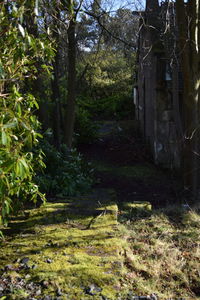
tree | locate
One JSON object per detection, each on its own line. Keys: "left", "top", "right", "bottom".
{"left": 176, "top": 0, "right": 200, "bottom": 202}
{"left": 64, "top": 4, "right": 77, "bottom": 149}
{"left": 41, "top": 0, "right": 83, "bottom": 149}
{"left": 33, "top": 0, "right": 138, "bottom": 149}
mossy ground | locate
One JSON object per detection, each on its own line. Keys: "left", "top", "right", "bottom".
{"left": 2, "top": 197, "right": 199, "bottom": 300}
{"left": 0, "top": 191, "right": 128, "bottom": 300}
{"left": 1, "top": 120, "right": 200, "bottom": 299}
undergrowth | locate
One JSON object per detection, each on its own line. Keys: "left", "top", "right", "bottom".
{"left": 35, "top": 141, "right": 93, "bottom": 197}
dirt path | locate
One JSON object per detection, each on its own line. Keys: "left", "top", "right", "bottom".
{"left": 79, "top": 120, "right": 179, "bottom": 209}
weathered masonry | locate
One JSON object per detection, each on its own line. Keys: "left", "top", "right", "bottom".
{"left": 134, "top": 0, "right": 183, "bottom": 169}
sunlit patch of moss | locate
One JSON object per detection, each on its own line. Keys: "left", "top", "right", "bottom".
{"left": 0, "top": 192, "right": 128, "bottom": 299}
{"left": 123, "top": 201, "right": 152, "bottom": 211}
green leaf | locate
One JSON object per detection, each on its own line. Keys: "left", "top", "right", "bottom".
{"left": 34, "top": 0, "right": 39, "bottom": 16}
{"left": 20, "top": 158, "right": 29, "bottom": 172}
{"left": 16, "top": 103, "right": 22, "bottom": 116}
{"left": 1, "top": 130, "right": 7, "bottom": 145}
{"left": 2, "top": 197, "right": 12, "bottom": 222}
{"left": 0, "top": 61, "right": 5, "bottom": 79}
{"left": 4, "top": 199, "right": 11, "bottom": 214}
{"left": 3, "top": 120, "right": 18, "bottom": 129}
{"left": 18, "top": 24, "right": 25, "bottom": 37}
{"left": 21, "top": 121, "right": 31, "bottom": 131}
{"left": 33, "top": 99, "right": 39, "bottom": 109}
{"left": 25, "top": 133, "right": 33, "bottom": 147}
{"left": 15, "top": 160, "right": 26, "bottom": 179}
{"left": 0, "top": 230, "right": 4, "bottom": 241}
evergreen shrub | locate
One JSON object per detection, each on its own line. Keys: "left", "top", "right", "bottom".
{"left": 36, "top": 140, "right": 93, "bottom": 197}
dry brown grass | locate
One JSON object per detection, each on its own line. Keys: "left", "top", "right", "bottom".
{"left": 120, "top": 205, "right": 200, "bottom": 299}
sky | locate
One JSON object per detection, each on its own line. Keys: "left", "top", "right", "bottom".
{"left": 105, "top": 0, "right": 145, "bottom": 12}
{"left": 82, "top": 0, "right": 145, "bottom": 14}
{"left": 115, "top": 0, "right": 144, "bottom": 9}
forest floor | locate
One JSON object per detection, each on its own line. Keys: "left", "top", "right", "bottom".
{"left": 80, "top": 120, "right": 200, "bottom": 299}
{"left": 0, "top": 120, "right": 200, "bottom": 300}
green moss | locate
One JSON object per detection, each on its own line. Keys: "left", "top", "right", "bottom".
{"left": 3, "top": 189, "right": 198, "bottom": 299}
{"left": 93, "top": 160, "right": 161, "bottom": 181}
{"left": 0, "top": 191, "right": 128, "bottom": 299}
{"left": 124, "top": 201, "right": 152, "bottom": 211}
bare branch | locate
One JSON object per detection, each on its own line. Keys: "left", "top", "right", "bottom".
{"left": 84, "top": 10, "right": 136, "bottom": 48}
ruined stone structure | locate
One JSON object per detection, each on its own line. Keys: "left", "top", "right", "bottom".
{"left": 134, "top": 0, "right": 183, "bottom": 168}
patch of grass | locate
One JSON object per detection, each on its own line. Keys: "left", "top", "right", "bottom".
{"left": 120, "top": 205, "right": 200, "bottom": 299}
{"left": 93, "top": 160, "right": 160, "bottom": 181}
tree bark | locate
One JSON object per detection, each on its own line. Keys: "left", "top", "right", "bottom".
{"left": 64, "top": 18, "right": 76, "bottom": 149}
{"left": 190, "top": 0, "right": 200, "bottom": 201}
{"left": 52, "top": 50, "right": 62, "bottom": 150}
{"left": 176, "top": 0, "right": 200, "bottom": 202}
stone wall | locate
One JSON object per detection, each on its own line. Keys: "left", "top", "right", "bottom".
{"left": 135, "top": 0, "right": 182, "bottom": 168}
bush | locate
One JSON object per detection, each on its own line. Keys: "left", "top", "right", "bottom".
{"left": 75, "top": 105, "right": 98, "bottom": 144}
{"left": 0, "top": 2, "right": 53, "bottom": 225}
{"left": 94, "top": 94, "right": 134, "bottom": 120}
{"left": 77, "top": 94, "right": 134, "bottom": 121}
{"left": 36, "top": 141, "right": 93, "bottom": 197}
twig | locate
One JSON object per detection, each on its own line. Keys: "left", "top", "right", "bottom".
{"left": 85, "top": 210, "right": 107, "bottom": 229}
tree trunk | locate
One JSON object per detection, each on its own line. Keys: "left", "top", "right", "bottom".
{"left": 190, "top": 0, "right": 200, "bottom": 201}
{"left": 64, "top": 18, "right": 76, "bottom": 149}
{"left": 176, "top": 0, "right": 200, "bottom": 202}
{"left": 52, "top": 51, "right": 62, "bottom": 150}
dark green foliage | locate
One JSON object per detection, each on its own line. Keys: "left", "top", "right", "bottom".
{"left": 74, "top": 93, "right": 134, "bottom": 145}
{"left": 75, "top": 105, "right": 98, "bottom": 144}
{"left": 36, "top": 140, "right": 93, "bottom": 196}
{"left": 76, "top": 50, "right": 135, "bottom": 126}
{"left": 91, "top": 94, "right": 134, "bottom": 120}
{"left": 77, "top": 94, "right": 134, "bottom": 122}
